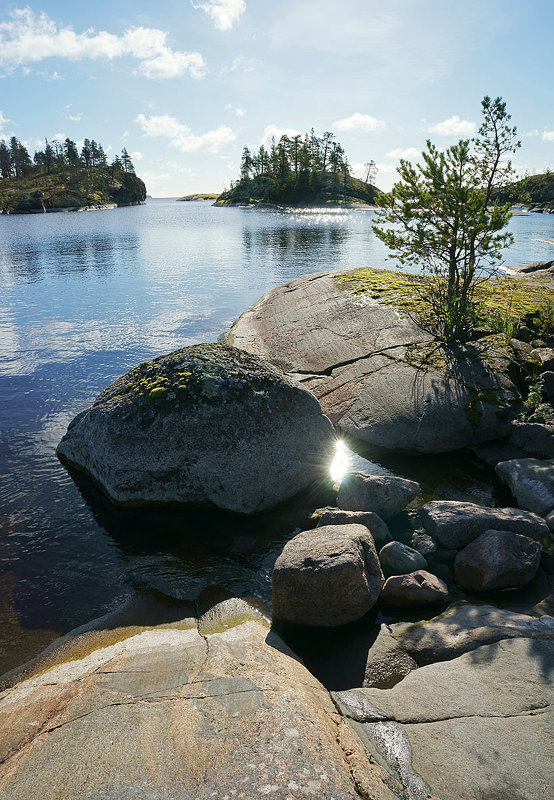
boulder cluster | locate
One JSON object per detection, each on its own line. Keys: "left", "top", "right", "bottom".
{"left": 272, "top": 471, "right": 549, "bottom": 628}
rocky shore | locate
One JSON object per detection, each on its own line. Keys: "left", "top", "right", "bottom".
{"left": 2, "top": 264, "right": 554, "bottom": 799}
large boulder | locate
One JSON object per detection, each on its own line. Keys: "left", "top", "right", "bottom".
{"left": 378, "top": 541, "right": 428, "bottom": 576}
{"left": 454, "top": 529, "right": 541, "bottom": 591}
{"left": 272, "top": 524, "right": 384, "bottom": 627}
{"left": 421, "top": 500, "right": 549, "bottom": 549}
{"left": 224, "top": 268, "right": 522, "bottom": 453}
{"left": 316, "top": 508, "right": 391, "bottom": 547}
{"left": 337, "top": 471, "right": 420, "bottom": 519}
{"left": 495, "top": 457, "right": 554, "bottom": 517}
{"left": 0, "top": 600, "right": 396, "bottom": 800}
{"left": 57, "top": 344, "right": 334, "bottom": 514}
{"left": 380, "top": 570, "right": 448, "bottom": 606}
{"left": 335, "top": 638, "right": 554, "bottom": 800}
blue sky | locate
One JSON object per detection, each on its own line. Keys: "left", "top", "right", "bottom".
{"left": 0, "top": 0, "right": 553, "bottom": 196}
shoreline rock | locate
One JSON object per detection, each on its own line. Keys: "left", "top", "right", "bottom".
{"left": 223, "top": 268, "right": 526, "bottom": 454}
{"left": 57, "top": 343, "right": 335, "bottom": 514}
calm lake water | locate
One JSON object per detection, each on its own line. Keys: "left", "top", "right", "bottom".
{"left": 1, "top": 199, "right": 554, "bottom": 675}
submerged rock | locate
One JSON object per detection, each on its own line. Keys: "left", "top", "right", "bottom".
{"left": 454, "top": 529, "right": 541, "bottom": 591}
{"left": 223, "top": 268, "right": 523, "bottom": 453}
{"left": 272, "top": 524, "right": 383, "bottom": 627}
{"left": 421, "top": 499, "right": 549, "bottom": 549}
{"left": 495, "top": 457, "right": 554, "bottom": 517}
{"left": 337, "top": 471, "right": 420, "bottom": 519}
{"left": 57, "top": 344, "right": 334, "bottom": 514}
{"left": 380, "top": 570, "right": 448, "bottom": 606}
{"left": 0, "top": 602, "right": 396, "bottom": 800}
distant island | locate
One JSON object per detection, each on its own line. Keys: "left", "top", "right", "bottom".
{"left": 494, "top": 170, "right": 554, "bottom": 213}
{"left": 0, "top": 136, "right": 146, "bottom": 214}
{"left": 214, "top": 130, "right": 379, "bottom": 207}
{"left": 178, "top": 193, "right": 220, "bottom": 201}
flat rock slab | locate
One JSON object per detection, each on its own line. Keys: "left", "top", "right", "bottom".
{"left": 421, "top": 500, "right": 549, "bottom": 549}
{"left": 224, "top": 269, "right": 520, "bottom": 453}
{"left": 336, "top": 637, "right": 554, "bottom": 800}
{"left": 0, "top": 607, "right": 396, "bottom": 800}
{"left": 495, "top": 457, "right": 554, "bottom": 517}
{"left": 364, "top": 603, "right": 554, "bottom": 688}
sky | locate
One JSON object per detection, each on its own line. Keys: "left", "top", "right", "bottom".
{"left": 0, "top": 0, "right": 553, "bottom": 196}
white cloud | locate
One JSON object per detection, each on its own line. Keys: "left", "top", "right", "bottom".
{"left": 136, "top": 50, "right": 204, "bottom": 80}
{"left": 68, "top": 113, "right": 82, "bottom": 122}
{"left": 219, "top": 54, "right": 259, "bottom": 75}
{"left": 122, "top": 130, "right": 130, "bottom": 139}
{"left": 523, "top": 130, "right": 539, "bottom": 138}
{"left": 542, "top": 130, "right": 554, "bottom": 142}
{"left": 130, "top": 151, "right": 143, "bottom": 161}
{"left": 0, "top": 110, "right": 10, "bottom": 134}
{"left": 136, "top": 113, "right": 236, "bottom": 153}
{"left": 386, "top": 147, "right": 420, "bottom": 160}
{"left": 192, "top": 0, "right": 246, "bottom": 31}
{"left": 428, "top": 115, "right": 476, "bottom": 136}
{"left": 260, "top": 124, "right": 301, "bottom": 148}
{"left": 333, "top": 113, "right": 385, "bottom": 132}
{"left": 0, "top": 8, "right": 205, "bottom": 80}
{"left": 225, "top": 104, "right": 246, "bottom": 117}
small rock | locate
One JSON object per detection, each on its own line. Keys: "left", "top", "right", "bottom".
{"left": 495, "top": 458, "right": 554, "bottom": 517}
{"left": 454, "top": 529, "right": 541, "bottom": 591}
{"left": 381, "top": 570, "right": 448, "bottom": 606}
{"left": 509, "top": 422, "right": 554, "bottom": 458}
{"left": 530, "top": 347, "right": 554, "bottom": 371}
{"left": 421, "top": 500, "right": 549, "bottom": 549}
{"left": 337, "top": 472, "right": 420, "bottom": 519}
{"left": 272, "top": 524, "right": 383, "bottom": 627}
{"left": 545, "top": 510, "right": 554, "bottom": 532}
{"left": 364, "top": 624, "right": 419, "bottom": 689}
{"left": 542, "top": 371, "right": 554, "bottom": 400}
{"left": 379, "top": 541, "right": 428, "bottom": 576}
{"left": 317, "top": 508, "right": 391, "bottom": 547}
{"left": 411, "top": 531, "right": 437, "bottom": 557}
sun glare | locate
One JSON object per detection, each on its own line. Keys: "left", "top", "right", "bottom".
{"left": 330, "top": 439, "right": 350, "bottom": 483}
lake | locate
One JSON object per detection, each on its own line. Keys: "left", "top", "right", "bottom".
{"left": 1, "top": 199, "right": 553, "bottom": 675}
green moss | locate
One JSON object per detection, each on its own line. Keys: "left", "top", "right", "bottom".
{"left": 466, "top": 388, "right": 501, "bottom": 428}
{"left": 149, "top": 387, "right": 167, "bottom": 400}
{"left": 337, "top": 267, "right": 554, "bottom": 329}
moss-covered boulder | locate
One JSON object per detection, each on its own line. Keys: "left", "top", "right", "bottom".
{"left": 57, "top": 344, "right": 334, "bottom": 514}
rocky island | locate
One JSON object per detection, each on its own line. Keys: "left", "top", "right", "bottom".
{"left": 214, "top": 130, "right": 378, "bottom": 207}
{"left": 0, "top": 136, "right": 146, "bottom": 213}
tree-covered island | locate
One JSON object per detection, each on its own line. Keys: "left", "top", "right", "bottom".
{"left": 0, "top": 136, "right": 146, "bottom": 214}
{"left": 216, "top": 130, "right": 378, "bottom": 207}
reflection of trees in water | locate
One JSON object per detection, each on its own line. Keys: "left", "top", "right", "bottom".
{"left": 242, "top": 225, "right": 348, "bottom": 280}
{"left": 3, "top": 233, "right": 139, "bottom": 280}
